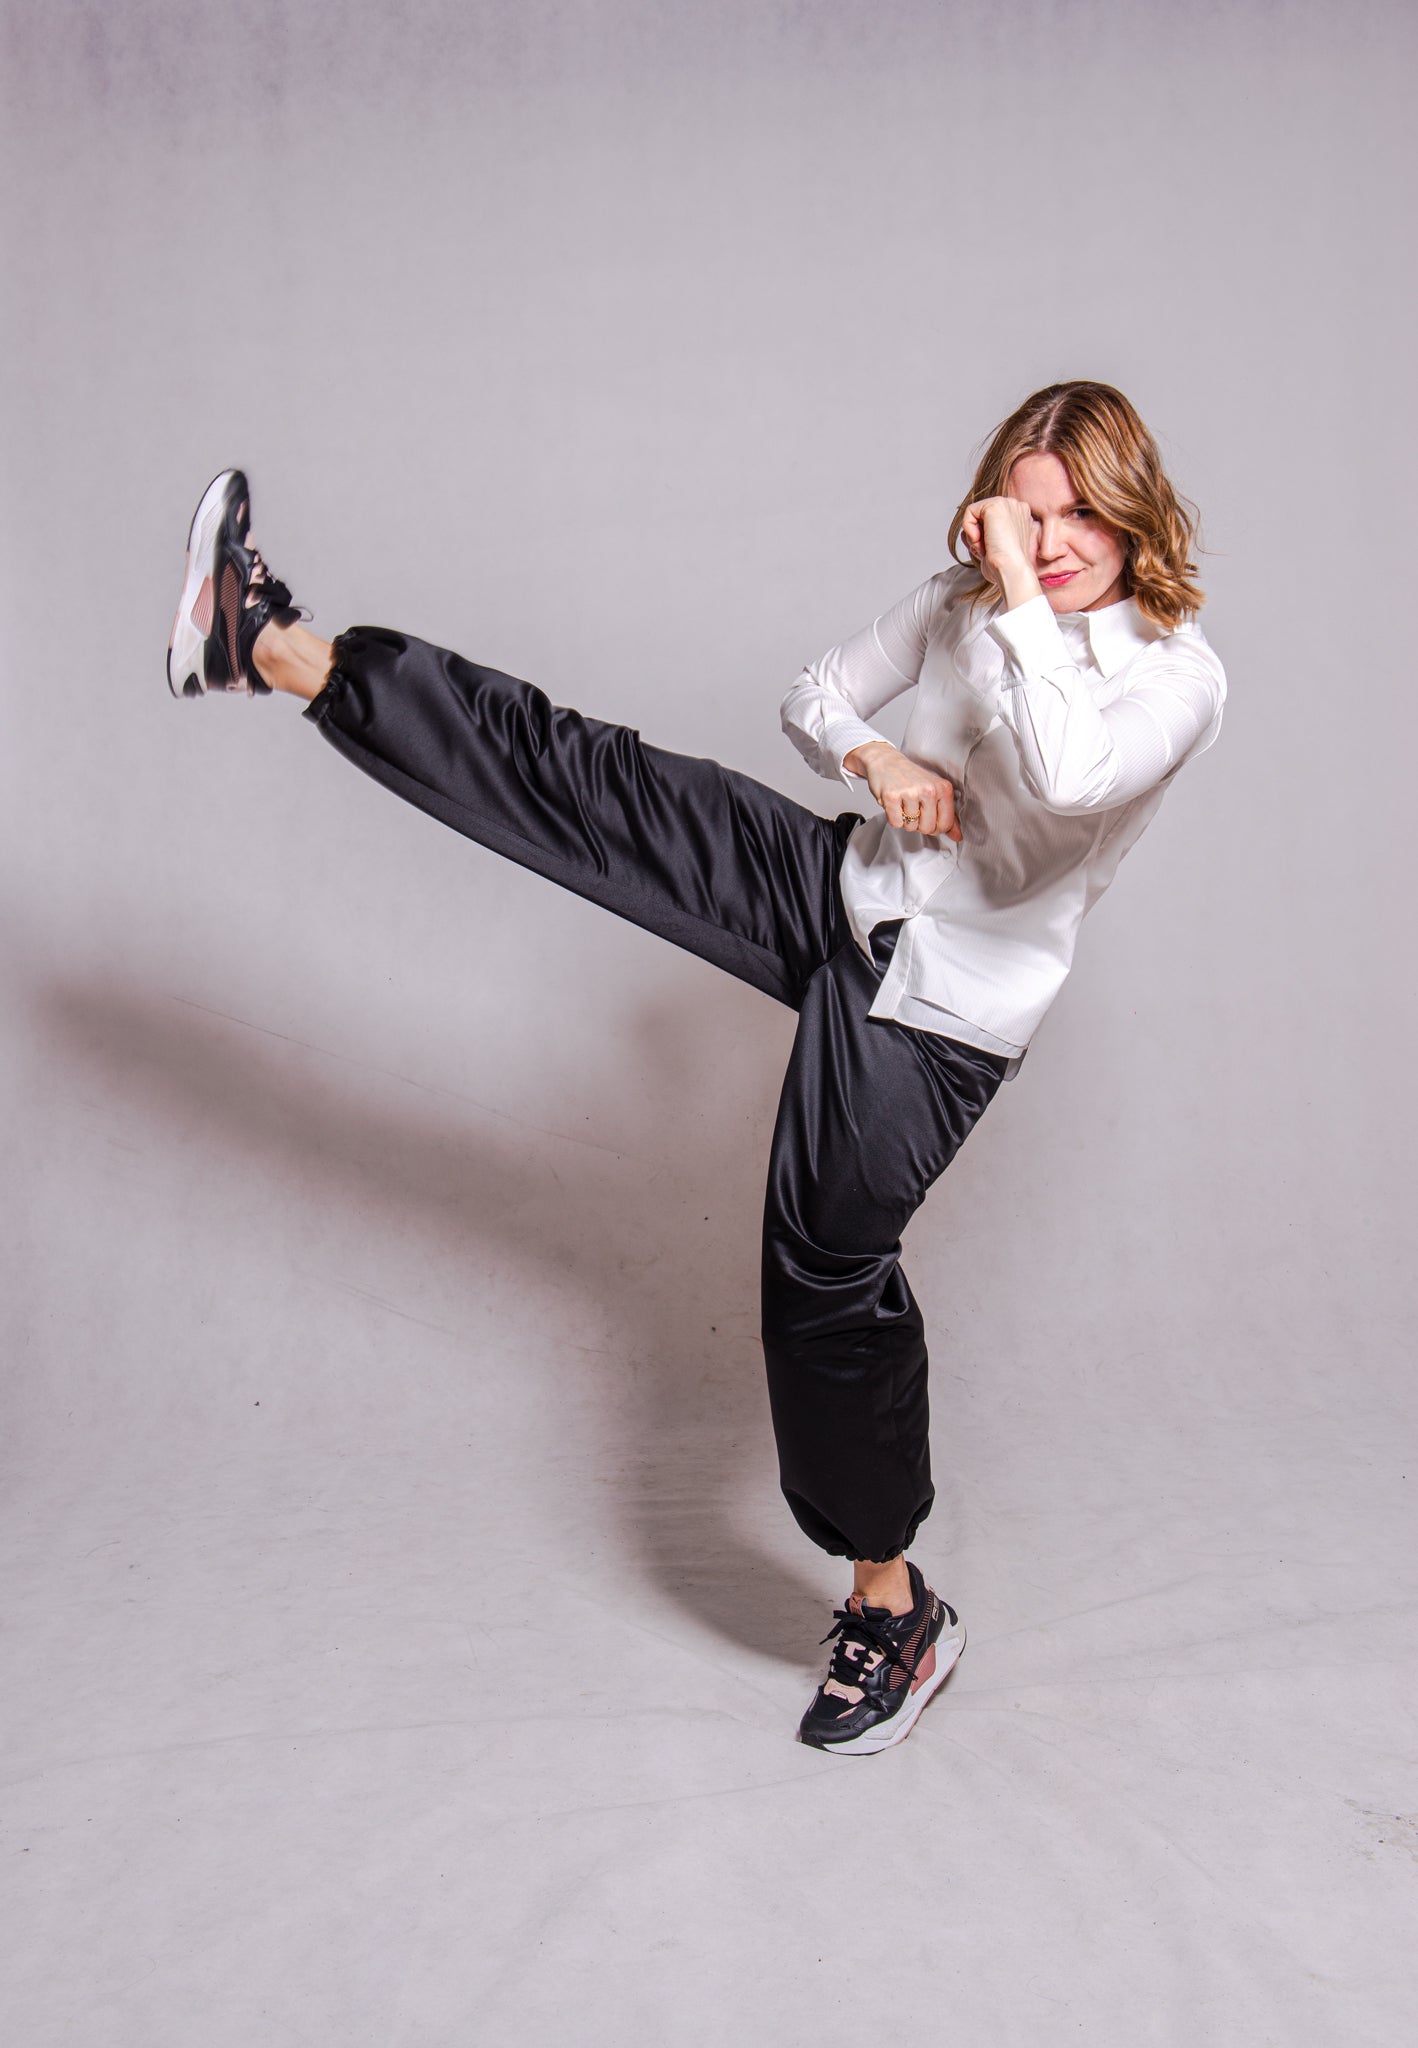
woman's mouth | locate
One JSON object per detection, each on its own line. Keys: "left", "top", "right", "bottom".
{"left": 1040, "top": 571, "right": 1079, "bottom": 588}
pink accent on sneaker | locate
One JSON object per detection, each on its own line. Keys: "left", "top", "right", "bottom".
{"left": 192, "top": 575, "right": 214, "bottom": 635}
{"left": 909, "top": 1644, "right": 937, "bottom": 1693}
{"left": 219, "top": 561, "right": 242, "bottom": 686}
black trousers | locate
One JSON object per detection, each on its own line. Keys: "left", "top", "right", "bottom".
{"left": 304, "top": 627, "right": 1008, "bottom": 1561}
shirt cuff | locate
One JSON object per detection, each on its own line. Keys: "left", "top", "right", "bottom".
{"left": 985, "top": 594, "right": 1076, "bottom": 684}
{"left": 818, "top": 714, "right": 893, "bottom": 788}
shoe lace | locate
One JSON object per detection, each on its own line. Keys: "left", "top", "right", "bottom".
{"left": 818, "top": 1606, "right": 914, "bottom": 1688}
{"left": 245, "top": 543, "right": 307, "bottom": 622}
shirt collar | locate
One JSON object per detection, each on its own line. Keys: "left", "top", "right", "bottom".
{"left": 1053, "top": 595, "right": 1166, "bottom": 678}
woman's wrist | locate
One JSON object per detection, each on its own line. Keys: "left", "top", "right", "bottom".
{"left": 995, "top": 557, "right": 1043, "bottom": 612}
{"left": 842, "top": 739, "right": 896, "bottom": 777}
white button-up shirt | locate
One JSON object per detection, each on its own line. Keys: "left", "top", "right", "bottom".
{"left": 780, "top": 566, "right": 1227, "bottom": 1079}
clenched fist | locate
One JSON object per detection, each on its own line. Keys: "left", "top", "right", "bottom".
{"left": 959, "top": 495, "right": 1036, "bottom": 582}
{"left": 841, "top": 740, "right": 962, "bottom": 839}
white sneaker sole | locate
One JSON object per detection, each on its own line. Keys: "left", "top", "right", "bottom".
{"left": 167, "top": 469, "right": 240, "bottom": 698}
{"left": 803, "top": 1616, "right": 966, "bottom": 1757}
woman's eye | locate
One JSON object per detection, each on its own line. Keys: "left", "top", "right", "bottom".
{"left": 1070, "top": 507, "right": 1093, "bottom": 519}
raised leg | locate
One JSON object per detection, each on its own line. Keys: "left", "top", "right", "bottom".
{"left": 298, "top": 622, "right": 863, "bottom": 1007}
{"left": 253, "top": 618, "right": 334, "bottom": 701}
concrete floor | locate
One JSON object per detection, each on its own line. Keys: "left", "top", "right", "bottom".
{"left": 3, "top": 967, "right": 1413, "bottom": 2044}
{"left": 4, "top": 1424, "right": 1413, "bottom": 2045}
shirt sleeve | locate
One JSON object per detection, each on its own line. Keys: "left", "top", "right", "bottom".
{"left": 986, "top": 595, "right": 1227, "bottom": 815}
{"left": 780, "top": 571, "right": 962, "bottom": 788}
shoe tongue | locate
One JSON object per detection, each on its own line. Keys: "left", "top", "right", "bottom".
{"left": 850, "top": 1595, "right": 899, "bottom": 1623}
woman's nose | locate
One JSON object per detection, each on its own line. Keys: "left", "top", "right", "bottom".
{"left": 1036, "top": 517, "right": 1067, "bottom": 562}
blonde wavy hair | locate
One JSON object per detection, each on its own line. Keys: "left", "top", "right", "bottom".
{"left": 946, "top": 381, "right": 1205, "bottom": 629}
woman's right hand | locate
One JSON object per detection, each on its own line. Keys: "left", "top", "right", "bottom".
{"left": 842, "top": 740, "right": 962, "bottom": 839}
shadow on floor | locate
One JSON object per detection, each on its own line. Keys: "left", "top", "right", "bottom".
{"left": 28, "top": 951, "right": 833, "bottom": 1665}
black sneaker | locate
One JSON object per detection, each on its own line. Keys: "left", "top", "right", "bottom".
{"left": 797, "top": 1560, "right": 965, "bottom": 1756}
{"left": 167, "top": 468, "right": 308, "bottom": 698}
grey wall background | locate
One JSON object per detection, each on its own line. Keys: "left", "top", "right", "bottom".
{"left": 2, "top": 4, "right": 1414, "bottom": 2044}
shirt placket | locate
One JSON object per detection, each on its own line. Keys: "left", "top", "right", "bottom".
{"left": 867, "top": 852, "right": 952, "bottom": 1019}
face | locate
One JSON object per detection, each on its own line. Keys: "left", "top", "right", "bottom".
{"left": 1004, "top": 452, "right": 1129, "bottom": 613}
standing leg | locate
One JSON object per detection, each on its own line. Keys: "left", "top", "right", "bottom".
{"left": 761, "top": 922, "right": 1007, "bottom": 1565}
{"left": 764, "top": 924, "right": 1008, "bottom": 1752}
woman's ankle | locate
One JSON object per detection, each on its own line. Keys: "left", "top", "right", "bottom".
{"left": 253, "top": 620, "right": 335, "bottom": 701}
{"left": 852, "top": 1554, "right": 914, "bottom": 1616}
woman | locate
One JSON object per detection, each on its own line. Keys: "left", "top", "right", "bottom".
{"left": 166, "top": 381, "right": 1226, "bottom": 1757}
